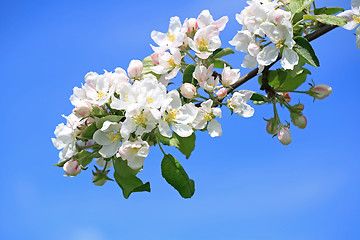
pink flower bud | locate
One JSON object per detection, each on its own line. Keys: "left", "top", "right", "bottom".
{"left": 63, "top": 160, "right": 81, "bottom": 176}
{"left": 278, "top": 126, "right": 292, "bottom": 145}
{"left": 291, "top": 113, "right": 307, "bottom": 129}
{"left": 280, "top": 92, "right": 291, "bottom": 103}
{"left": 180, "top": 83, "right": 197, "bottom": 99}
{"left": 266, "top": 118, "right": 278, "bottom": 135}
{"left": 73, "top": 106, "right": 92, "bottom": 118}
{"left": 187, "top": 18, "right": 198, "bottom": 34}
{"left": 151, "top": 53, "right": 160, "bottom": 65}
{"left": 311, "top": 84, "right": 332, "bottom": 100}
{"left": 216, "top": 88, "right": 227, "bottom": 99}
{"left": 127, "top": 60, "right": 143, "bottom": 79}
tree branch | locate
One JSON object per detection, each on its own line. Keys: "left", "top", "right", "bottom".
{"left": 225, "top": 24, "right": 338, "bottom": 94}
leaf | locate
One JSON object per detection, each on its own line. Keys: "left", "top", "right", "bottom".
{"left": 289, "top": 0, "right": 314, "bottom": 14}
{"left": 250, "top": 93, "right": 268, "bottom": 102}
{"left": 174, "top": 133, "right": 196, "bottom": 159}
{"left": 183, "top": 64, "right": 197, "bottom": 85}
{"left": 314, "top": 7, "right": 344, "bottom": 15}
{"left": 279, "top": 68, "right": 311, "bottom": 91}
{"left": 303, "top": 14, "right": 347, "bottom": 26}
{"left": 212, "top": 58, "right": 232, "bottom": 69}
{"left": 161, "top": 154, "right": 195, "bottom": 198}
{"left": 293, "top": 36, "right": 320, "bottom": 67}
{"left": 113, "top": 158, "right": 151, "bottom": 199}
{"left": 81, "top": 123, "right": 98, "bottom": 139}
{"left": 77, "top": 150, "right": 94, "bottom": 167}
{"left": 96, "top": 115, "right": 123, "bottom": 129}
{"left": 212, "top": 48, "right": 234, "bottom": 59}
{"left": 142, "top": 56, "right": 156, "bottom": 74}
{"left": 155, "top": 129, "right": 180, "bottom": 148}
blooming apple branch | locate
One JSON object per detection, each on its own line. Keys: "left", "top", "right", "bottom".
{"left": 52, "top": 0, "right": 358, "bottom": 199}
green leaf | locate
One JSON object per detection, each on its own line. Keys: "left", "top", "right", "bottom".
{"left": 174, "top": 133, "right": 196, "bottom": 159}
{"left": 161, "top": 154, "right": 195, "bottom": 198}
{"left": 212, "top": 58, "right": 231, "bottom": 69}
{"left": 212, "top": 48, "right": 234, "bottom": 59}
{"left": 303, "top": 14, "right": 347, "bottom": 26}
{"left": 81, "top": 123, "right": 98, "bottom": 139}
{"left": 113, "top": 158, "right": 150, "bottom": 199}
{"left": 293, "top": 36, "right": 320, "bottom": 67}
{"left": 250, "top": 93, "right": 268, "bottom": 102}
{"left": 314, "top": 7, "right": 344, "bottom": 15}
{"left": 183, "top": 64, "right": 197, "bottom": 85}
{"left": 77, "top": 150, "right": 94, "bottom": 167}
{"left": 289, "top": 0, "right": 314, "bottom": 14}
{"left": 142, "top": 56, "right": 156, "bottom": 74}
{"left": 279, "top": 68, "right": 311, "bottom": 91}
{"left": 96, "top": 115, "right": 123, "bottom": 129}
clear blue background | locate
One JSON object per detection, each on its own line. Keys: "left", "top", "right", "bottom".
{"left": 1, "top": 0, "right": 359, "bottom": 239}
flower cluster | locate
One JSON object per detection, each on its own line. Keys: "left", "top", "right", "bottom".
{"left": 230, "top": 0, "right": 298, "bottom": 71}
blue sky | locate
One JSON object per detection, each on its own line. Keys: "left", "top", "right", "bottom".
{"left": 1, "top": 0, "right": 359, "bottom": 239}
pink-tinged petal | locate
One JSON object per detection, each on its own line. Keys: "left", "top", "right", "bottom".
{"left": 197, "top": 10, "right": 213, "bottom": 29}
{"left": 214, "top": 16, "right": 228, "bottom": 31}
{"left": 196, "top": 51, "right": 212, "bottom": 59}
{"left": 166, "top": 67, "right": 180, "bottom": 80}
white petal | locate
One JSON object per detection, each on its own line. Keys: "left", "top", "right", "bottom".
{"left": 207, "top": 119, "right": 222, "bottom": 137}
{"left": 172, "top": 123, "right": 193, "bottom": 137}
{"left": 352, "top": 0, "right": 360, "bottom": 15}
{"left": 99, "top": 142, "right": 121, "bottom": 158}
{"left": 127, "top": 156, "right": 145, "bottom": 170}
{"left": 339, "top": 10, "right": 358, "bottom": 30}
{"left": 234, "top": 103, "right": 255, "bottom": 118}
{"left": 159, "top": 119, "right": 172, "bottom": 138}
{"left": 242, "top": 54, "right": 258, "bottom": 69}
{"left": 212, "top": 107, "right": 222, "bottom": 118}
{"left": 281, "top": 48, "right": 299, "bottom": 70}
{"left": 93, "top": 130, "right": 111, "bottom": 145}
{"left": 257, "top": 46, "right": 278, "bottom": 66}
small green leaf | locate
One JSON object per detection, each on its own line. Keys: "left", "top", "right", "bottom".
{"left": 293, "top": 36, "right": 320, "bottom": 67}
{"left": 212, "top": 58, "right": 231, "bottom": 69}
{"left": 212, "top": 48, "right": 234, "bottom": 59}
{"left": 161, "top": 154, "right": 195, "bottom": 198}
{"left": 142, "top": 56, "right": 156, "bottom": 74}
{"left": 250, "top": 93, "right": 268, "bottom": 102}
{"left": 314, "top": 7, "right": 344, "bottom": 15}
{"left": 81, "top": 123, "right": 98, "bottom": 139}
{"left": 113, "top": 158, "right": 151, "bottom": 199}
{"left": 96, "top": 115, "right": 123, "bottom": 129}
{"left": 289, "top": 0, "right": 314, "bottom": 14}
{"left": 183, "top": 64, "right": 197, "bottom": 85}
{"left": 279, "top": 68, "right": 311, "bottom": 91}
{"left": 303, "top": 14, "right": 347, "bottom": 26}
{"left": 174, "top": 133, "right": 196, "bottom": 159}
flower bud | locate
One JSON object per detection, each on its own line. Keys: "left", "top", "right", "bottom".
{"left": 151, "top": 53, "right": 160, "bottom": 65}
{"left": 280, "top": 92, "right": 291, "bottom": 103}
{"left": 127, "top": 60, "right": 143, "bottom": 79}
{"left": 63, "top": 160, "right": 81, "bottom": 177}
{"left": 187, "top": 18, "right": 198, "bottom": 34}
{"left": 292, "top": 103, "right": 304, "bottom": 113}
{"left": 291, "top": 113, "right": 307, "bottom": 129}
{"left": 266, "top": 118, "right": 278, "bottom": 135}
{"left": 216, "top": 88, "right": 227, "bottom": 99}
{"left": 73, "top": 106, "right": 92, "bottom": 118}
{"left": 180, "top": 83, "right": 197, "bottom": 99}
{"left": 92, "top": 166, "right": 111, "bottom": 186}
{"left": 311, "top": 84, "right": 332, "bottom": 100}
{"left": 277, "top": 126, "right": 291, "bottom": 145}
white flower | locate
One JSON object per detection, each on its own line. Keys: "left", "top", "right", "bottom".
{"left": 93, "top": 121, "right": 123, "bottom": 158}
{"left": 151, "top": 48, "right": 182, "bottom": 80}
{"left": 193, "top": 64, "right": 219, "bottom": 92}
{"left": 127, "top": 60, "right": 143, "bottom": 79}
{"left": 63, "top": 160, "right": 81, "bottom": 177}
{"left": 338, "top": 1, "right": 360, "bottom": 48}
{"left": 192, "top": 100, "right": 222, "bottom": 137}
{"left": 187, "top": 25, "right": 221, "bottom": 59}
{"left": 197, "top": 10, "right": 228, "bottom": 31}
{"left": 221, "top": 65, "right": 241, "bottom": 87}
{"left": 158, "top": 90, "right": 198, "bottom": 138}
{"left": 118, "top": 138, "right": 150, "bottom": 170}
{"left": 151, "top": 16, "right": 185, "bottom": 53}
{"left": 110, "top": 82, "right": 138, "bottom": 110}
{"left": 180, "top": 83, "right": 197, "bottom": 99}
{"left": 227, "top": 91, "right": 255, "bottom": 117}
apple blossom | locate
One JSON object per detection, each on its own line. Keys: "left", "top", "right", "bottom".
{"left": 118, "top": 138, "right": 150, "bottom": 170}
{"left": 180, "top": 83, "right": 197, "bottom": 99}
{"left": 127, "top": 60, "right": 143, "bottom": 79}
{"left": 151, "top": 48, "right": 182, "bottom": 80}
{"left": 192, "top": 100, "right": 222, "bottom": 137}
{"left": 221, "top": 65, "right": 241, "bottom": 87}
{"left": 93, "top": 121, "right": 123, "bottom": 158}
{"left": 63, "top": 160, "right": 81, "bottom": 177}
{"left": 291, "top": 113, "right": 307, "bottom": 129}
{"left": 197, "top": 10, "right": 228, "bottom": 31}
{"left": 216, "top": 88, "right": 227, "bottom": 99}
{"left": 310, "top": 84, "right": 332, "bottom": 100}
{"left": 227, "top": 91, "right": 255, "bottom": 118}
{"left": 187, "top": 25, "right": 221, "bottom": 59}
{"left": 277, "top": 126, "right": 292, "bottom": 145}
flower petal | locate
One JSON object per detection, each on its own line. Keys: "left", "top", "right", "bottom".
{"left": 207, "top": 119, "right": 222, "bottom": 137}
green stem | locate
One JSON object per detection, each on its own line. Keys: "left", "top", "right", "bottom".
{"left": 155, "top": 134, "right": 167, "bottom": 155}
{"left": 181, "top": 47, "right": 197, "bottom": 64}
{"left": 275, "top": 89, "right": 309, "bottom": 94}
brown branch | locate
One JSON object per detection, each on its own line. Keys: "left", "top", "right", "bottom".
{"left": 225, "top": 24, "right": 338, "bottom": 94}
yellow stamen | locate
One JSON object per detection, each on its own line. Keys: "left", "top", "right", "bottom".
{"left": 198, "top": 37, "right": 209, "bottom": 51}
{"left": 166, "top": 108, "right": 179, "bottom": 123}
{"left": 353, "top": 15, "right": 360, "bottom": 24}
{"left": 168, "top": 34, "right": 175, "bottom": 42}
{"left": 204, "top": 113, "right": 213, "bottom": 122}
{"left": 97, "top": 90, "right": 105, "bottom": 98}
{"left": 124, "top": 94, "right": 129, "bottom": 102}
{"left": 133, "top": 111, "right": 148, "bottom": 127}
{"left": 108, "top": 132, "right": 121, "bottom": 143}
{"left": 130, "top": 147, "right": 141, "bottom": 155}
{"left": 167, "top": 58, "right": 176, "bottom": 68}
{"left": 146, "top": 96, "right": 154, "bottom": 104}
{"left": 275, "top": 40, "right": 284, "bottom": 49}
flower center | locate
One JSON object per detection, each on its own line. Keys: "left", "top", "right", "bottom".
{"left": 353, "top": 15, "right": 360, "bottom": 24}
{"left": 204, "top": 113, "right": 213, "bottom": 121}
{"left": 146, "top": 96, "right": 154, "bottom": 104}
{"left": 108, "top": 132, "right": 121, "bottom": 143}
{"left": 133, "top": 111, "right": 148, "bottom": 127}
{"left": 275, "top": 40, "right": 284, "bottom": 49}
{"left": 130, "top": 147, "right": 141, "bottom": 155}
{"left": 198, "top": 37, "right": 209, "bottom": 51}
{"left": 97, "top": 90, "right": 105, "bottom": 98}
{"left": 167, "top": 58, "right": 176, "bottom": 68}
{"left": 166, "top": 108, "right": 179, "bottom": 123}
{"left": 168, "top": 33, "right": 175, "bottom": 42}
{"left": 124, "top": 94, "right": 129, "bottom": 102}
